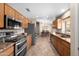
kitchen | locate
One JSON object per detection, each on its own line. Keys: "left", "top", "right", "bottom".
{"left": 0, "top": 3, "right": 78, "bottom": 56}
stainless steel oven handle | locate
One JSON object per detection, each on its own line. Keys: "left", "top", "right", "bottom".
{"left": 16, "top": 44, "right": 26, "bottom": 56}
{"left": 16, "top": 40, "right": 26, "bottom": 45}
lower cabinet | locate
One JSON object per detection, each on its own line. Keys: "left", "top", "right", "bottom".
{"left": 27, "top": 35, "right": 32, "bottom": 50}
{"left": 0, "top": 46, "right": 14, "bottom": 56}
{"left": 62, "top": 40, "right": 70, "bottom": 56}
{"left": 50, "top": 34, "right": 70, "bottom": 56}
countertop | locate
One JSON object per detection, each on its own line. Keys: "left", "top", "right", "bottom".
{"left": 51, "top": 33, "right": 71, "bottom": 43}
{"left": 0, "top": 42, "right": 15, "bottom": 53}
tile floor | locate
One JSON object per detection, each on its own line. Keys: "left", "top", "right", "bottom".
{"left": 26, "top": 36, "right": 59, "bottom": 56}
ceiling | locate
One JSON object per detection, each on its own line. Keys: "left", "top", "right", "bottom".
{"left": 8, "top": 3, "right": 70, "bottom": 20}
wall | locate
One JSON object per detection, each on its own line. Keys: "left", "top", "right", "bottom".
{"left": 70, "top": 3, "right": 79, "bottom": 56}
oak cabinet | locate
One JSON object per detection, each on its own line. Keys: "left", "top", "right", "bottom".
{"left": 25, "top": 18, "right": 29, "bottom": 28}
{"left": 27, "top": 35, "right": 32, "bottom": 50}
{"left": 52, "top": 20, "right": 57, "bottom": 28}
{"left": 62, "top": 40, "right": 70, "bottom": 56}
{"left": 0, "top": 3, "right": 30, "bottom": 29}
{"left": 57, "top": 19, "right": 62, "bottom": 29}
{"left": 15, "top": 10, "right": 23, "bottom": 20}
{"left": 22, "top": 17, "right": 29, "bottom": 28}
{"left": 0, "top": 3, "right": 4, "bottom": 28}
{"left": 15, "top": 11, "right": 20, "bottom": 20}
{"left": 0, "top": 46, "right": 14, "bottom": 56}
{"left": 50, "top": 34, "right": 70, "bottom": 56}
{"left": 52, "top": 18, "right": 62, "bottom": 29}
{"left": 22, "top": 17, "right": 26, "bottom": 28}
{"left": 22, "top": 20, "right": 25, "bottom": 28}
{"left": 5, "top": 4, "right": 15, "bottom": 18}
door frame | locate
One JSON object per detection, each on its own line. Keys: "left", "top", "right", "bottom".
{"left": 70, "top": 3, "right": 79, "bottom": 56}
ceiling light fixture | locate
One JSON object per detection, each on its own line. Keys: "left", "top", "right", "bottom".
{"left": 46, "top": 16, "right": 48, "bottom": 18}
{"left": 61, "top": 9, "right": 66, "bottom": 13}
{"left": 36, "top": 16, "right": 39, "bottom": 17}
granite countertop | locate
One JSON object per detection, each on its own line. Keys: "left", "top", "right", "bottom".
{"left": 0, "top": 42, "right": 15, "bottom": 53}
{"left": 51, "top": 33, "right": 71, "bottom": 43}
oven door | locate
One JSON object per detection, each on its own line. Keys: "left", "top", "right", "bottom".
{"left": 17, "top": 46, "right": 27, "bottom": 56}
{"left": 16, "top": 40, "right": 26, "bottom": 51}
{"left": 15, "top": 39, "right": 27, "bottom": 56}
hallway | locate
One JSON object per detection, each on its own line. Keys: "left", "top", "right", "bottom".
{"left": 26, "top": 36, "right": 59, "bottom": 56}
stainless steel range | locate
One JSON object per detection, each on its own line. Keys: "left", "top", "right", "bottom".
{"left": 0, "top": 29, "right": 27, "bottom": 56}
{"left": 15, "top": 35, "right": 27, "bottom": 56}
{"left": 5, "top": 34, "right": 27, "bottom": 56}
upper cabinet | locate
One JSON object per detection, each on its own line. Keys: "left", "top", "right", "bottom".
{"left": 22, "top": 17, "right": 29, "bottom": 28}
{"left": 52, "top": 18, "right": 62, "bottom": 29}
{"left": 5, "top": 4, "right": 15, "bottom": 18}
{"left": 15, "top": 11, "right": 20, "bottom": 20}
{"left": 57, "top": 19, "right": 62, "bottom": 29}
{"left": 52, "top": 9, "right": 71, "bottom": 35}
{"left": 0, "top": 3, "right": 30, "bottom": 29}
{"left": 0, "top": 3, "right": 4, "bottom": 28}
{"left": 52, "top": 20, "right": 57, "bottom": 28}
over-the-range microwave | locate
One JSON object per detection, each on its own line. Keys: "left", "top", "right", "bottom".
{"left": 4, "top": 15, "right": 21, "bottom": 29}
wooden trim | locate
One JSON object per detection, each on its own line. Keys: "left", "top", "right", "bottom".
{"left": 62, "top": 16, "right": 70, "bottom": 20}
{"left": 56, "top": 9, "right": 70, "bottom": 19}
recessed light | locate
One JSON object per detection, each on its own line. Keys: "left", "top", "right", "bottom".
{"left": 47, "top": 16, "right": 48, "bottom": 18}
{"left": 36, "top": 16, "right": 38, "bottom": 17}
{"left": 61, "top": 9, "right": 66, "bottom": 13}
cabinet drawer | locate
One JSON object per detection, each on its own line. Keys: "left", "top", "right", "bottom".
{"left": 0, "top": 46, "right": 14, "bottom": 56}
{"left": 63, "top": 45, "right": 70, "bottom": 56}
{"left": 0, "top": 3, "right": 4, "bottom": 28}
{"left": 5, "top": 4, "right": 14, "bottom": 18}
{"left": 6, "top": 46, "right": 14, "bottom": 56}
{"left": 62, "top": 40, "right": 70, "bottom": 48}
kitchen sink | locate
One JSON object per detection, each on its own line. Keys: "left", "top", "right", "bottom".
{"left": 60, "top": 34, "right": 70, "bottom": 38}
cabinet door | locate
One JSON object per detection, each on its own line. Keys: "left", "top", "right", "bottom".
{"left": 22, "top": 17, "right": 25, "bottom": 28}
{"left": 15, "top": 11, "right": 20, "bottom": 20}
{"left": 57, "top": 38, "right": 63, "bottom": 56}
{"left": 0, "top": 3, "right": 4, "bottom": 28}
{"left": 53, "top": 35, "right": 55, "bottom": 47}
{"left": 62, "top": 40, "right": 70, "bottom": 56}
{"left": 53, "top": 20, "right": 57, "bottom": 28}
{"left": 50, "top": 35, "right": 54, "bottom": 45}
{"left": 5, "top": 4, "right": 10, "bottom": 16}
{"left": 19, "top": 14, "right": 23, "bottom": 20}
{"left": 25, "top": 18, "right": 29, "bottom": 28}
{"left": 0, "top": 46, "right": 14, "bottom": 56}
{"left": 62, "top": 45, "right": 70, "bottom": 56}
{"left": 57, "top": 19, "right": 62, "bottom": 29}
{"left": 10, "top": 7, "right": 15, "bottom": 18}
{"left": 6, "top": 46, "right": 14, "bottom": 56}
{"left": 22, "top": 17, "right": 28, "bottom": 28}
{"left": 5, "top": 4, "right": 14, "bottom": 18}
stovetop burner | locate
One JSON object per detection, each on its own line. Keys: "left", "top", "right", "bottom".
{"left": 5, "top": 34, "right": 26, "bottom": 42}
